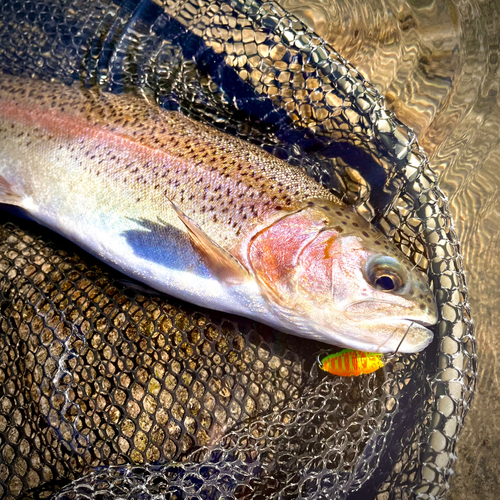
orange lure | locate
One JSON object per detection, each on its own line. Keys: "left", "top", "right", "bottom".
{"left": 320, "top": 349, "right": 385, "bottom": 377}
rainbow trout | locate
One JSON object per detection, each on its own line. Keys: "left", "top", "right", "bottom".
{"left": 0, "top": 74, "right": 437, "bottom": 353}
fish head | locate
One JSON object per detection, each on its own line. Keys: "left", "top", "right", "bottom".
{"left": 248, "top": 200, "right": 437, "bottom": 353}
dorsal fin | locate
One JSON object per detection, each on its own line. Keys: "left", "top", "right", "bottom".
{"left": 169, "top": 200, "right": 251, "bottom": 285}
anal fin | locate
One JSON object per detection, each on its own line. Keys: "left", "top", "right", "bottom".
{"left": 0, "top": 175, "right": 23, "bottom": 206}
{"left": 168, "top": 200, "right": 251, "bottom": 285}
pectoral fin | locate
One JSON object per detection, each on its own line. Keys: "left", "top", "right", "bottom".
{"left": 0, "top": 175, "right": 24, "bottom": 206}
{"left": 169, "top": 200, "right": 251, "bottom": 285}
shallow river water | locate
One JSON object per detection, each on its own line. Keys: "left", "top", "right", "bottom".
{"left": 279, "top": 0, "right": 499, "bottom": 497}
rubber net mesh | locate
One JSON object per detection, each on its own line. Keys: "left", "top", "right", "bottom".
{"left": 0, "top": 0, "right": 476, "bottom": 499}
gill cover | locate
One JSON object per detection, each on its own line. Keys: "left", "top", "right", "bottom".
{"left": 247, "top": 201, "right": 337, "bottom": 305}
{"left": 248, "top": 199, "right": 370, "bottom": 308}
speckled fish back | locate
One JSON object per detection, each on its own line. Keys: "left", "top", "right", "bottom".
{"left": 0, "top": 75, "right": 339, "bottom": 250}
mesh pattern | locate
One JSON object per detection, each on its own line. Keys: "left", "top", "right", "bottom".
{"left": 0, "top": 0, "right": 476, "bottom": 499}
{"left": 0, "top": 227, "right": 426, "bottom": 498}
{"left": 0, "top": 220, "right": 318, "bottom": 496}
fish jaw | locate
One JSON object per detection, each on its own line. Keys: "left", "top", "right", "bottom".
{"left": 246, "top": 295, "right": 435, "bottom": 353}
{"left": 371, "top": 319, "right": 435, "bottom": 353}
{"left": 311, "top": 319, "right": 434, "bottom": 354}
{"left": 341, "top": 296, "right": 437, "bottom": 352}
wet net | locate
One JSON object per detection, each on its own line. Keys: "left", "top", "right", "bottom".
{"left": 0, "top": 0, "right": 476, "bottom": 499}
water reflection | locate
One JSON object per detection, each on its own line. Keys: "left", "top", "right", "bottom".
{"left": 280, "top": 0, "right": 499, "bottom": 497}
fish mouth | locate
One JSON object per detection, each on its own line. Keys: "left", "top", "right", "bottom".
{"left": 325, "top": 318, "right": 435, "bottom": 355}
{"left": 371, "top": 318, "right": 435, "bottom": 354}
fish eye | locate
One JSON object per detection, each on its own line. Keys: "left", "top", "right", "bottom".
{"left": 365, "top": 255, "right": 407, "bottom": 294}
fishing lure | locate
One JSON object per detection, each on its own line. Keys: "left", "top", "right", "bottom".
{"left": 319, "top": 349, "right": 385, "bottom": 377}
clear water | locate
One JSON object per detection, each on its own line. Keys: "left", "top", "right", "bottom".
{"left": 279, "top": 0, "right": 499, "bottom": 497}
